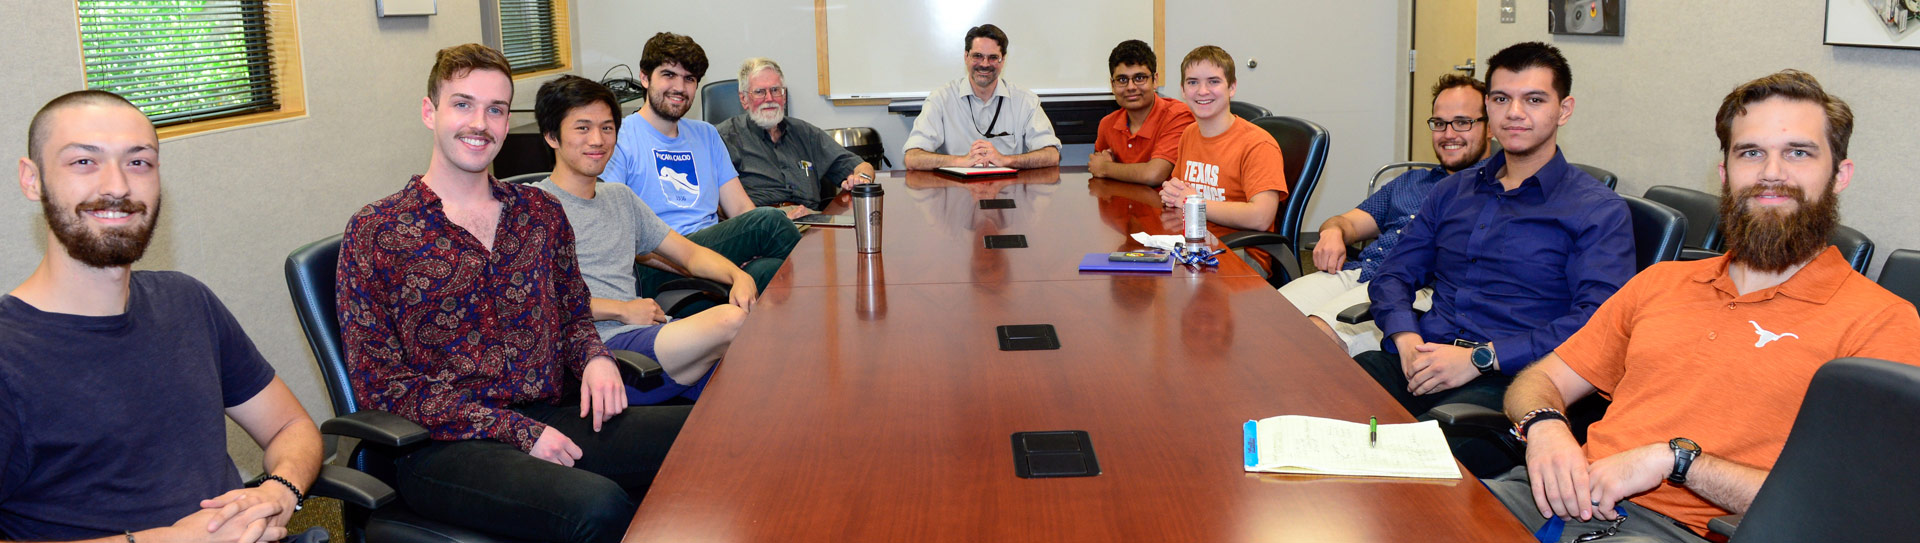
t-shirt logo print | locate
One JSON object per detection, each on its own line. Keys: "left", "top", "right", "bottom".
{"left": 653, "top": 149, "right": 700, "bottom": 208}
{"left": 1750, "top": 320, "right": 1799, "bottom": 348}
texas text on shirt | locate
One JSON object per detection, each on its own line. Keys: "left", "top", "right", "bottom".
{"left": 1170, "top": 116, "right": 1289, "bottom": 232}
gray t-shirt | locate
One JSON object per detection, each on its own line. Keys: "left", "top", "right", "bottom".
{"left": 533, "top": 178, "right": 672, "bottom": 340}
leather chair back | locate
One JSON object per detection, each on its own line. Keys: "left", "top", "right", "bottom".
{"left": 1250, "top": 115, "right": 1330, "bottom": 254}
{"left": 1572, "top": 162, "right": 1618, "bottom": 191}
{"left": 1831, "top": 224, "right": 1874, "bottom": 274}
{"left": 1228, "top": 101, "right": 1271, "bottom": 121}
{"left": 285, "top": 234, "right": 356, "bottom": 417}
{"left": 1621, "top": 194, "right": 1686, "bottom": 272}
{"left": 1734, "top": 358, "right": 1920, "bottom": 542}
{"left": 1643, "top": 185, "right": 1723, "bottom": 254}
{"left": 1877, "top": 249, "right": 1920, "bottom": 308}
{"left": 700, "top": 79, "right": 742, "bottom": 124}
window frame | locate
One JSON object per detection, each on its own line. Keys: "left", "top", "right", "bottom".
{"left": 73, "top": 0, "right": 307, "bottom": 140}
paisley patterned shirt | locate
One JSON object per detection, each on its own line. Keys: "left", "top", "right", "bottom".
{"left": 338, "top": 175, "right": 610, "bottom": 451}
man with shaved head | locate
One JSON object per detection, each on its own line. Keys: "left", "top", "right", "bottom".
{"left": 1, "top": 90, "right": 323, "bottom": 543}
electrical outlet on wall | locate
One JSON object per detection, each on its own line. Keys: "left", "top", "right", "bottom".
{"left": 1501, "top": 0, "right": 1516, "bottom": 23}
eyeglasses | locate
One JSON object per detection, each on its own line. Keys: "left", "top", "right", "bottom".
{"left": 1573, "top": 509, "right": 1630, "bottom": 542}
{"left": 1111, "top": 74, "right": 1154, "bottom": 87}
{"left": 1426, "top": 117, "right": 1487, "bottom": 132}
{"left": 968, "top": 53, "right": 1003, "bottom": 64}
{"left": 747, "top": 87, "right": 788, "bottom": 99}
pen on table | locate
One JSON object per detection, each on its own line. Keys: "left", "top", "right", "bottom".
{"left": 1369, "top": 416, "right": 1378, "bottom": 448}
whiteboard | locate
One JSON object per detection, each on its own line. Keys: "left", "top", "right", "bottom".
{"left": 819, "top": 0, "right": 1157, "bottom": 99}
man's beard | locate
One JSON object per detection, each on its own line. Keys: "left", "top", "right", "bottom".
{"left": 1436, "top": 137, "right": 1486, "bottom": 172}
{"left": 749, "top": 103, "right": 785, "bottom": 130}
{"left": 648, "top": 86, "right": 691, "bottom": 121}
{"left": 1718, "top": 177, "right": 1838, "bottom": 274}
{"left": 41, "top": 185, "right": 161, "bottom": 268}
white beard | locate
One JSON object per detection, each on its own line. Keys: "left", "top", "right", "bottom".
{"left": 750, "top": 106, "right": 785, "bottom": 129}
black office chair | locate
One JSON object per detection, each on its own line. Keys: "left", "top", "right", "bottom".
{"left": 1572, "top": 163, "right": 1618, "bottom": 191}
{"left": 1877, "top": 249, "right": 1920, "bottom": 307}
{"left": 700, "top": 79, "right": 742, "bottom": 124}
{"left": 1831, "top": 224, "right": 1874, "bottom": 274}
{"left": 1228, "top": 101, "right": 1271, "bottom": 121}
{"left": 1367, "top": 161, "right": 1440, "bottom": 195}
{"left": 1217, "top": 115, "right": 1330, "bottom": 288}
{"left": 1643, "top": 185, "right": 1724, "bottom": 261}
{"left": 285, "top": 235, "right": 670, "bottom": 543}
{"left": 1707, "top": 358, "right": 1920, "bottom": 542}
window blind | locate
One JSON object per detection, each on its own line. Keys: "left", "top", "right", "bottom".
{"left": 498, "top": 0, "right": 561, "bottom": 74}
{"left": 77, "top": 0, "right": 288, "bottom": 127}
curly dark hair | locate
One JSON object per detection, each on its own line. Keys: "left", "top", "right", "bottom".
{"left": 639, "top": 32, "right": 709, "bottom": 82}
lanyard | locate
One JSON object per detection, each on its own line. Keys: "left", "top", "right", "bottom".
{"left": 1534, "top": 506, "right": 1629, "bottom": 542}
{"left": 977, "top": 96, "right": 1008, "bottom": 138}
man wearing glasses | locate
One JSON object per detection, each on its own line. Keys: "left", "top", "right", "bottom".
{"left": 1089, "top": 40, "right": 1194, "bottom": 186}
{"left": 718, "top": 57, "right": 875, "bottom": 210}
{"left": 1279, "top": 74, "right": 1491, "bottom": 355}
{"left": 903, "top": 24, "right": 1061, "bottom": 170}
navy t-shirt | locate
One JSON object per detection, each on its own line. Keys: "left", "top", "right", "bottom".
{"left": 0, "top": 271, "right": 275, "bottom": 540}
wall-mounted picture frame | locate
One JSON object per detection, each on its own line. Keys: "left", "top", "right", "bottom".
{"left": 1826, "top": 0, "right": 1920, "bottom": 49}
{"left": 1548, "top": 0, "right": 1624, "bottom": 37}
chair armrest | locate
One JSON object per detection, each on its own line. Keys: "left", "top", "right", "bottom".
{"left": 1217, "top": 231, "right": 1293, "bottom": 252}
{"left": 656, "top": 277, "right": 731, "bottom": 316}
{"left": 318, "top": 410, "right": 428, "bottom": 448}
{"left": 612, "top": 349, "right": 664, "bottom": 386}
{"left": 1425, "top": 403, "right": 1511, "bottom": 432}
{"left": 306, "top": 464, "right": 396, "bottom": 510}
{"left": 1336, "top": 302, "right": 1374, "bottom": 325}
{"left": 1708, "top": 513, "right": 1742, "bottom": 538}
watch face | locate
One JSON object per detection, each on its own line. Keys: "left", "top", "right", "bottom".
{"left": 1672, "top": 437, "right": 1700, "bottom": 453}
{"left": 1471, "top": 346, "right": 1495, "bottom": 369}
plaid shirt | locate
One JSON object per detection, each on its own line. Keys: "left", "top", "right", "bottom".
{"left": 338, "top": 176, "right": 609, "bottom": 451}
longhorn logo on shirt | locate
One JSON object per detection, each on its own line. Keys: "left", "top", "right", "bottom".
{"left": 1750, "top": 320, "right": 1799, "bottom": 348}
{"left": 652, "top": 149, "right": 700, "bottom": 208}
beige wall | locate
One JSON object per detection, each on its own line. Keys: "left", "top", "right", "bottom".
{"left": 1477, "top": 1, "right": 1920, "bottom": 275}
{"left": 0, "top": 2, "right": 572, "bottom": 465}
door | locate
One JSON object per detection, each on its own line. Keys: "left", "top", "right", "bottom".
{"left": 1409, "top": 0, "right": 1477, "bottom": 163}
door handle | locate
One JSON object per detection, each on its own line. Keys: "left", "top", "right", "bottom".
{"left": 1453, "top": 58, "right": 1476, "bottom": 74}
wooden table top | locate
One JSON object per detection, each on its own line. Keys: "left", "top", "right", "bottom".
{"left": 625, "top": 168, "right": 1534, "bottom": 542}
{"left": 767, "top": 168, "right": 1261, "bottom": 288}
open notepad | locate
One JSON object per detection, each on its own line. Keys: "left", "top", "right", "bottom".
{"left": 1242, "top": 415, "right": 1461, "bottom": 480}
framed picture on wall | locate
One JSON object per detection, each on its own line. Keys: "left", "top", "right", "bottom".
{"left": 1826, "top": 0, "right": 1920, "bottom": 49}
{"left": 1548, "top": 0, "right": 1623, "bottom": 36}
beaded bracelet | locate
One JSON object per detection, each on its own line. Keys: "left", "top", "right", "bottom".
{"left": 252, "top": 474, "right": 307, "bottom": 511}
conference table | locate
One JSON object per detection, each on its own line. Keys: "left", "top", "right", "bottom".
{"left": 623, "top": 168, "right": 1533, "bottom": 542}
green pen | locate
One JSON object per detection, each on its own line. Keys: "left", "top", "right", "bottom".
{"left": 1369, "top": 416, "right": 1378, "bottom": 447}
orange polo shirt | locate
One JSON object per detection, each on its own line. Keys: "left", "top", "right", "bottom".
{"left": 1556, "top": 247, "right": 1920, "bottom": 534}
{"left": 1093, "top": 95, "right": 1195, "bottom": 165}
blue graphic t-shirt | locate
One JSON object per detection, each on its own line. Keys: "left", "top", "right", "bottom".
{"left": 602, "top": 115, "right": 740, "bottom": 235}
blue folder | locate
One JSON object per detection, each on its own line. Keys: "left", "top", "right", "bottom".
{"left": 1076, "top": 253, "right": 1173, "bottom": 273}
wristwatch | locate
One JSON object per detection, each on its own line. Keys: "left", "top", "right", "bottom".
{"left": 1668, "top": 437, "right": 1701, "bottom": 485}
{"left": 1470, "top": 342, "right": 1497, "bottom": 373}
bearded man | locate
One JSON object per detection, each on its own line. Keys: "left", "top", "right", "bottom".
{"left": 2, "top": 90, "right": 323, "bottom": 543}
{"left": 716, "top": 57, "right": 875, "bottom": 211}
{"left": 598, "top": 33, "right": 801, "bottom": 316}
{"left": 1482, "top": 69, "right": 1920, "bottom": 543}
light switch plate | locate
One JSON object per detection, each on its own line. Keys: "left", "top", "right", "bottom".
{"left": 1501, "top": 0, "right": 1516, "bottom": 23}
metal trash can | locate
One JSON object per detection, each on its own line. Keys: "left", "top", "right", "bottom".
{"left": 825, "top": 127, "right": 890, "bottom": 170}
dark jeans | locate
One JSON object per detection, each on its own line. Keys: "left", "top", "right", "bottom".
{"left": 636, "top": 207, "right": 800, "bottom": 317}
{"left": 1353, "top": 349, "right": 1518, "bottom": 477}
{"left": 393, "top": 399, "right": 693, "bottom": 543}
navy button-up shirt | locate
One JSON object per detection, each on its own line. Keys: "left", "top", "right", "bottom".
{"left": 1368, "top": 148, "right": 1634, "bottom": 375}
{"left": 1349, "top": 164, "right": 1464, "bottom": 282}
